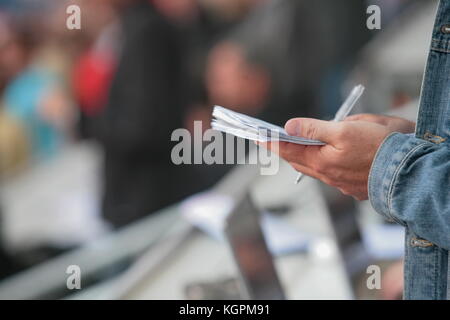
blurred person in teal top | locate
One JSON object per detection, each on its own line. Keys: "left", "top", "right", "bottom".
{"left": 0, "top": 17, "right": 72, "bottom": 163}
{"left": 4, "top": 67, "right": 61, "bottom": 159}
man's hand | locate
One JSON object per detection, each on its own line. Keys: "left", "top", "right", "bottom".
{"left": 261, "top": 115, "right": 414, "bottom": 200}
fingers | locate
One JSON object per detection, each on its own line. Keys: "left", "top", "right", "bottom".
{"left": 279, "top": 143, "right": 322, "bottom": 167}
{"left": 258, "top": 140, "right": 323, "bottom": 168}
{"left": 258, "top": 140, "right": 305, "bottom": 163}
{"left": 284, "top": 118, "right": 341, "bottom": 145}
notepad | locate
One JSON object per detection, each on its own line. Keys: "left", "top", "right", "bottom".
{"left": 211, "top": 106, "right": 325, "bottom": 146}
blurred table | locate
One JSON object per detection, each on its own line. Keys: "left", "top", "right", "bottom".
{"left": 0, "top": 142, "right": 107, "bottom": 251}
{"left": 0, "top": 157, "right": 353, "bottom": 299}
{"left": 70, "top": 160, "right": 353, "bottom": 300}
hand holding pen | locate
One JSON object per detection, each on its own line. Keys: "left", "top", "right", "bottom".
{"left": 294, "top": 85, "right": 365, "bottom": 184}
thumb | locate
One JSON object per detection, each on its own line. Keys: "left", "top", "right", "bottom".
{"left": 285, "top": 118, "right": 339, "bottom": 144}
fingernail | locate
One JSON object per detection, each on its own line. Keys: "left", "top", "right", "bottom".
{"left": 285, "top": 119, "right": 301, "bottom": 136}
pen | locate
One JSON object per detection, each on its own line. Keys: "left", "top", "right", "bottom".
{"left": 294, "top": 85, "right": 365, "bottom": 184}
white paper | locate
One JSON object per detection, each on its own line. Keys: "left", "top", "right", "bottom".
{"left": 211, "top": 106, "right": 325, "bottom": 146}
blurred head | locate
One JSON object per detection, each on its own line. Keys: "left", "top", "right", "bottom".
{"left": 206, "top": 41, "right": 270, "bottom": 114}
{"left": 0, "top": 18, "right": 37, "bottom": 90}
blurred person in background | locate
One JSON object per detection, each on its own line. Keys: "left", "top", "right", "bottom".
{"left": 0, "top": 3, "right": 82, "bottom": 276}
{"left": 99, "top": 0, "right": 274, "bottom": 228}
{"left": 206, "top": 42, "right": 270, "bottom": 117}
{"left": 99, "top": 0, "right": 208, "bottom": 228}
{"left": 184, "top": 0, "right": 268, "bottom": 113}
{"left": 68, "top": 0, "right": 124, "bottom": 140}
{"left": 204, "top": 0, "right": 370, "bottom": 126}
{"left": 0, "top": 15, "right": 74, "bottom": 165}
{"left": 0, "top": 15, "right": 30, "bottom": 178}
{"left": 180, "top": 0, "right": 269, "bottom": 190}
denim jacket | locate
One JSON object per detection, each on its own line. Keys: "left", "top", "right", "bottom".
{"left": 369, "top": 0, "right": 450, "bottom": 299}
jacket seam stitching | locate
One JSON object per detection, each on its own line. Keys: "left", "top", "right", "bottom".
{"left": 434, "top": 247, "right": 439, "bottom": 299}
{"left": 386, "top": 142, "right": 429, "bottom": 223}
{"left": 368, "top": 132, "right": 397, "bottom": 216}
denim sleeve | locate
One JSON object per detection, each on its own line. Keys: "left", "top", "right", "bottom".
{"left": 369, "top": 132, "right": 450, "bottom": 250}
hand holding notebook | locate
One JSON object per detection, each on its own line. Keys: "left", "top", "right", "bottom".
{"left": 211, "top": 85, "right": 365, "bottom": 183}
{"left": 211, "top": 85, "right": 365, "bottom": 146}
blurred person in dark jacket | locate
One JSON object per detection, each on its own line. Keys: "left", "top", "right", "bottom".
{"left": 99, "top": 0, "right": 202, "bottom": 228}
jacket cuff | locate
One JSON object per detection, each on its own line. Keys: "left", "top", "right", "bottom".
{"left": 368, "top": 132, "right": 428, "bottom": 224}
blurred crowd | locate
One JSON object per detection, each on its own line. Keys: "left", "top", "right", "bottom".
{"left": 0, "top": 0, "right": 417, "bottom": 282}
{"left": 0, "top": 0, "right": 372, "bottom": 225}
